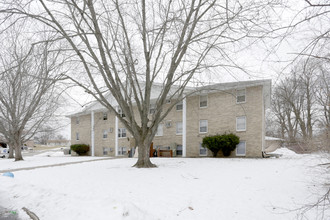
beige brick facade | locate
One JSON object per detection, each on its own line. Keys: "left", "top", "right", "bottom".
{"left": 70, "top": 80, "right": 270, "bottom": 158}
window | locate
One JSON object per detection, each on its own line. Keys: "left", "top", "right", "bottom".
{"left": 176, "top": 145, "right": 183, "bottom": 156}
{"left": 103, "top": 147, "right": 108, "bottom": 155}
{"left": 118, "top": 128, "right": 127, "bottom": 138}
{"left": 199, "top": 143, "right": 207, "bottom": 156}
{"left": 200, "top": 95, "right": 208, "bottom": 108}
{"left": 149, "top": 105, "right": 155, "bottom": 114}
{"left": 176, "top": 122, "right": 183, "bottom": 135}
{"left": 103, "top": 147, "right": 112, "bottom": 155}
{"left": 176, "top": 101, "right": 183, "bottom": 111}
{"left": 103, "top": 112, "right": 108, "bottom": 120}
{"left": 199, "top": 120, "right": 208, "bottom": 133}
{"left": 236, "top": 116, "right": 246, "bottom": 131}
{"left": 76, "top": 132, "right": 79, "bottom": 141}
{"left": 236, "top": 141, "right": 246, "bottom": 156}
{"left": 76, "top": 117, "right": 80, "bottom": 125}
{"left": 166, "top": 99, "right": 171, "bottom": 104}
{"left": 102, "top": 129, "right": 108, "bottom": 139}
{"left": 155, "top": 124, "right": 163, "bottom": 136}
{"left": 118, "top": 147, "right": 127, "bottom": 156}
{"left": 118, "top": 108, "right": 125, "bottom": 118}
{"left": 236, "top": 89, "right": 246, "bottom": 103}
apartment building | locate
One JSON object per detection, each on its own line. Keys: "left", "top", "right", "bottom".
{"left": 69, "top": 79, "right": 271, "bottom": 158}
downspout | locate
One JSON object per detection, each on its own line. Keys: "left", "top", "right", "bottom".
{"left": 182, "top": 97, "right": 187, "bottom": 157}
{"left": 261, "top": 85, "right": 266, "bottom": 157}
{"left": 115, "top": 107, "right": 119, "bottom": 157}
{"left": 91, "top": 111, "right": 95, "bottom": 156}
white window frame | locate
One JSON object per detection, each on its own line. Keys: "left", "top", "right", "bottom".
{"left": 103, "top": 112, "right": 108, "bottom": 120}
{"left": 118, "top": 108, "right": 126, "bottom": 118}
{"left": 76, "top": 132, "right": 80, "bottom": 141}
{"left": 176, "top": 101, "right": 183, "bottom": 111}
{"left": 199, "top": 143, "right": 207, "bottom": 156}
{"left": 236, "top": 89, "right": 246, "bottom": 104}
{"left": 155, "top": 124, "right": 163, "bottom": 136}
{"left": 236, "top": 141, "right": 246, "bottom": 156}
{"left": 102, "top": 129, "right": 108, "bottom": 139}
{"left": 199, "top": 95, "right": 208, "bottom": 108}
{"left": 118, "top": 146, "right": 127, "bottom": 156}
{"left": 236, "top": 116, "right": 246, "bottom": 131}
{"left": 118, "top": 128, "right": 127, "bottom": 138}
{"left": 149, "top": 105, "right": 155, "bottom": 114}
{"left": 176, "top": 145, "right": 183, "bottom": 156}
{"left": 176, "top": 122, "right": 183, "bottom": 135}
{"left": 199, "top": 120, "right": 208, "bottom": 133}
{"left": 103, "top": 147, "right": 112, "bottom": 155}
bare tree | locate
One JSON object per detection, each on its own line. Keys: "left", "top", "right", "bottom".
{"left": 1, "top": 0, "right": 282, "bottom": 167}
{"left": 272, "top": 77, "right": 299, "bottom": 142}
{"left": 271, "top": 58, "right": 329, "bottom": 146}
{"left": 0, "top": 33, "right": 64, "bottom": 161}
{"left": 34, "top": 125, "right": 55, "bottom": 145}
{"left": 282, "top": 60, "right": 318, "bottom": 142}
{"left": 315, "top": 65, "right": 330, "bottom": 144}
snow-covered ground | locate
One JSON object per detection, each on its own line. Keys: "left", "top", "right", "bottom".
{"left": 0, "top": 148, "right": 329, "bottom": 220}
{"left": 0, "top": 149, "right": 105, "bottom": 171}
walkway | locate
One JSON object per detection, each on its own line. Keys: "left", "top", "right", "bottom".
{"left": 0, "top": 157, "right": 115, "bottom": 174}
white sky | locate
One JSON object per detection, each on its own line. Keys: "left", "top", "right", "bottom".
{"left": 55, "top": 0, "right": 327, "bottom": 140}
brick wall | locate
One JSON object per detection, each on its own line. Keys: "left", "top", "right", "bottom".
{"left": 71, "top": 85, "right": 265, "bottom": 158}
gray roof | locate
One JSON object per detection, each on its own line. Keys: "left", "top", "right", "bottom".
{"left": 67, "top": 79, "right": 271, "bottom": 117}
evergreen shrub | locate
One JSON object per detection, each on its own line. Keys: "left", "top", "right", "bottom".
{"left": 202, "top": 133, "right": 240, "bottom": 157}
{"left": 70, "top": 144, "right": 90, "bottom": 155}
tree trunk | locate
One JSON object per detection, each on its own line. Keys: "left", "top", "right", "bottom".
{"left": 133, "top": 140, "right": 156, "bottom": 168}
{"left": 13, "top": 139, "right": 23, "bottom": 161}
{"left": 14, "top": 146, "right": 23, "bottom": 161}
{"left": 8, "top": 144, "right": 14, "bottom": 158}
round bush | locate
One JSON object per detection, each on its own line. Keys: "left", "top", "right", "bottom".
{"left": 202, "top": 133, "right": 240, "bottom": 157}
{"left": 219, "top": 133, "right": 240, "bottom": 156}
{"left": 70, "top": 144, "right": 90, "bottom": 155}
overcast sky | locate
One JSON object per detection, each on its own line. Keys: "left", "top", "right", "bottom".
{"left": 52, "top": 0, "right": 328, "bottom": 139}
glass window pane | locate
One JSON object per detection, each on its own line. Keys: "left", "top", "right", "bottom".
{"left": 200, "top": 95, "right": 207, "bottom": 107}
{"left": 176, "top": 101, "right": 183, "bottom": 111}
{"left": 199, "top": 120, "right": 208, "bottom": 133}
{"left": 176, "top": 122, "right": 182, "bottom": 134}
{"left": 236, "top": 141, "right": 246, "bottom": 156}
{"left": 149, "top": 105, "right": 155, "bottom": 114}
{"left": 103, "top": 147, "right": 108, "bottom": 155}
{"left": 236, "top": 116, "right": 246, "bottom": 131}
{"left": 176, "top": 145, "right": 183, "bottom": 156}
{"left": 237, "top": 89, "right": 246, "bottom": 103}
{"left": 199, "top": 143, "right": 207, "bottom": 155}
{"left": 103, "top": 130, "right": 107, "bottom": 138}
{"left": 118, "top": 128, "right": 126, "bottom": 137}
{"left": 155, "top": 124, "right": 163, "bottom": 136}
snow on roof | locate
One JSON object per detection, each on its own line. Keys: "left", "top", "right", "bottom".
{"left": 265, "top": 136, "right": 284, "bottom": 141}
